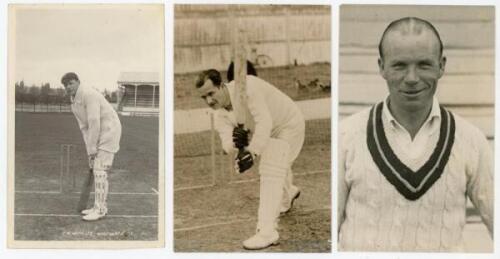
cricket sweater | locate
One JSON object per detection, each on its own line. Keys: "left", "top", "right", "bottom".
{"left": 71, "top": 85, "right": 122, "bottom": 155}
{"left": 338, "top": 99, "right": 493, "bottom": 252}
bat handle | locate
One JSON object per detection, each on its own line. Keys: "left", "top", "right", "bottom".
{"left": 236, "top": 123, "right": 245, "bottom": 152}
{"left": 235, "top": 123, "right": 245, "bottom": 174}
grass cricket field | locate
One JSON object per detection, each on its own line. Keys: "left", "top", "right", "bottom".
{"left": 14, "top": 112, "right": 159, "bottom": 241}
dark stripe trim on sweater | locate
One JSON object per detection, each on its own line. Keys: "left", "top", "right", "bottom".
{"left": 366, "top": 102, "right": 456, "bottom": 200}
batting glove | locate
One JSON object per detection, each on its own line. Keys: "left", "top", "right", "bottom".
{"left": 232, "top": 124, "right": 250, "bottom": 149}
{"left": 235, "top": 149, "right": 254, "bottom": 174}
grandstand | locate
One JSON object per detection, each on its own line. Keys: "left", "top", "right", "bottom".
{"left": 117, "top": 72, "right": 160, "bottom": 116}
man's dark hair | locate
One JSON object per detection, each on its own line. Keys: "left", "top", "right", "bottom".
{"left": 227, "top": 60, "right": 258, "bottom": 82}
{"left": 61, "top": 72, "right": 80, "bottom": 86}
{"left": 195, "top": 69, "right": 222, "bottom": 88}
{"left": 378, "top": 17, "right": 444, "bottom": 59}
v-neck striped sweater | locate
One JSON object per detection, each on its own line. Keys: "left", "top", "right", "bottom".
{"left": 338, "top": 105, "right": 493, "bottom": 252}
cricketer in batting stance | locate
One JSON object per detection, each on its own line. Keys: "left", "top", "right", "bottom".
{"left": 195, "top": 70, "right": 305, "bottom": 250}
{"left": 61, "top": 72, "right": 122, "bottom": 221}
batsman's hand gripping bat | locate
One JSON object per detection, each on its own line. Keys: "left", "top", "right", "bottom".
{"left": 235, "top": 148, "right": 254, "bottom": 173}
{"left": 232, "top": 124, "right": 250, "bottom": 149}
{"left": 76, "top": 168, "right": 94, "bottom": 212}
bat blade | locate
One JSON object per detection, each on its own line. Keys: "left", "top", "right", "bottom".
{"left": 76, "top": 169, "right": 94, "bottom": 212}
{"left": 232, "top": 5, "right": 247, "bottom": 125}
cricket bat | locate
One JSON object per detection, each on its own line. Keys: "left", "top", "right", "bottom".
{"left": 232, "top": 5, "right": 248, "bottom": 129}
{"left": 76, "top": 168, "right": 94, "bottom": 212}
{"left": 232, "top": 7, "right": 250, "bottom": 174}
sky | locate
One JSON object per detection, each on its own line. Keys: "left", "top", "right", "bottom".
{"left": 12, "top": 4, "right": 163, "bottom": 92}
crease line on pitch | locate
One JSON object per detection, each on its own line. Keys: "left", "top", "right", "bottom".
{"left": 15, "top": 213, "right": 158, "bottom": 218}
{"left": 174, "top": 218, "right": 256, "bottom": 232}
{"left": 15, "top": 190, "right": 61, "bottom": 194}
{"left": 228, "top": 170, "right": 330, "bottom": 184}
{"left": 16, "top": 191, "right": 157, "bottom": 195}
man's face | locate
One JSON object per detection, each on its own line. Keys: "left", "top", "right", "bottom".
{"left": 64, "top": 79, "right": 80, "bottom": 97}
{"left": 378, "top": 29, "right": 446, "bottom": 113}
{"left": 196, "top": 79, "right": 228, "bottom": 110}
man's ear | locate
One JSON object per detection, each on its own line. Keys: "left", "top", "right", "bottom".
{"left": 438, "top": 56, "right": 447, "bottom": 78}
{"left": 378, "top": 58, "right": 386, "bottom": 79}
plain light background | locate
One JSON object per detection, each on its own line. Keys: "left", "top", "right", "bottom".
{"left": 1, "top": 0, "right": 499, "bottom": 259}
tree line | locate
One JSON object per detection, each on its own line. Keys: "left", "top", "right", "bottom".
{"left": 15, "top": 80, "right": 118, "bottom": 105}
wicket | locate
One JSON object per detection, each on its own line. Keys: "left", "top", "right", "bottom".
{"left": 59, "top": 144, "right": 74, "bottom": 193}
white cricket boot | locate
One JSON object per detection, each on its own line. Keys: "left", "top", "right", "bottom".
{"left": 82, "top": 210, "right": 107, "bottom": 221}
{"left": 243, "top": 228, "right": 280, "bottom": 250}
{"left": 81, "top": 207, "right": 96, "bottom": 215}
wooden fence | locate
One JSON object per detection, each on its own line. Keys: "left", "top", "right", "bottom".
{"left": 174, "top": 5, "right": 331, "bottom": 73}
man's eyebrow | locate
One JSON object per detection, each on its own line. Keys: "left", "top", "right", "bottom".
{"left": 419, "top": 58, "right": 435, "bottom": 63}
{"left": 390, "top": 60, "right": 406, "bottom": 65}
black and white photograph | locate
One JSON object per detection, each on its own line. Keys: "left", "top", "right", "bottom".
{"left": 7, "top": 4, "right": 164, "bottom": 248}
{"left": 173, "top": 4, "right": 331, "bottom": 252}
{"left": 338, "top": 5, "right": 494, "bottom": 252}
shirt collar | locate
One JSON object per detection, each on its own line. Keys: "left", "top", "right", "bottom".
{"left": 383, "top": 97, "right": 441, "bottom": 131}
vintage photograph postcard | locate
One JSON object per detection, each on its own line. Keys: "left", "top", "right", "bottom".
{"left": 173, "top": 4, "right": 331, "bottom": 252}
{"left": 7, "top": 4, "right": 165, "bottom": 248}
{"left": 338, "top": 5, "right": 494, "bottom": 253}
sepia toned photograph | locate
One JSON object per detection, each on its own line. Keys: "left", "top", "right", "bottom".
{"left": 173, "top": 4, "right": 331, "bottom": 252}
{"left": 338, "top": 5, "right": 494, "bottom": 252}
{"left": 7, "top": 4, "right": 164, "bottom": 248}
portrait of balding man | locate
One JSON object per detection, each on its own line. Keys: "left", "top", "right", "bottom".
{"left": 338, "top": 13, "right": 493, "bottom": 252}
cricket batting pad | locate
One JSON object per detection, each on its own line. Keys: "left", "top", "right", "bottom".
{"left": 93, "top": 170, "right": 109, "bottom": 214}
{"left": 257, "top": 138, "right": 290, "bottom": 234}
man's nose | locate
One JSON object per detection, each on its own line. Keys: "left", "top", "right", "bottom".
{"left": 206, "top": 96, "right": 214, "bottom": 105}
{"left": 404, "top": 66, "right": 419, "bottom": 86}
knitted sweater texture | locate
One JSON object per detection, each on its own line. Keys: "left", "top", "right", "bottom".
{"left": 338, "top": 106, "right": 493, "bottom": 252}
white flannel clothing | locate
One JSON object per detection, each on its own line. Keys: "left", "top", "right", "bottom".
{"left": 215, "top": 75, "right": 305, "bottom": 162}
{"left": 71, "top": 86, "right": 122, "bottom": 155}
{"left": 338, "top": 98, "right": 493, "bottom": 252}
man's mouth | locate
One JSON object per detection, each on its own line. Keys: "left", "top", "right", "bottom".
{"left": 401, "top": 88, "right": 425, "bottom": 97}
